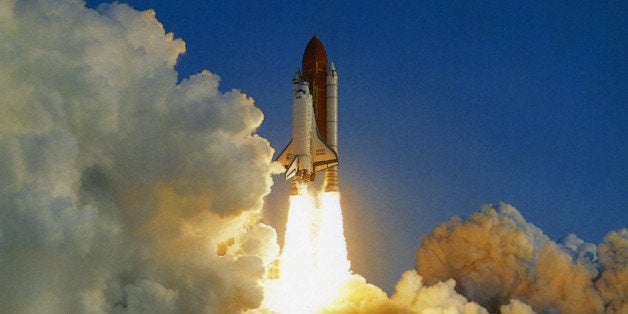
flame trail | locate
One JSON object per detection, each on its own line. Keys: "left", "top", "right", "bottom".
{"left": 263, "top": 191, "right": 351, "bottom": 313}
{"left": 314, "top": 192, "right": 351, "bottom": 287}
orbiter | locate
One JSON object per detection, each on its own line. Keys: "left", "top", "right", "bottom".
{"left": 276, "top": 36, "right": 339, "bottom": 195}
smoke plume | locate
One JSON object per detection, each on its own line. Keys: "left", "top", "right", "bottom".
{"left": 2, "top": 1, "right": 626, "bottom": 314}
{"left": 0, "top": 0, "right": 279, "bottom": 312}
{"left": 416, "top": 203, "right": 627, "bottom": 313}
{"left": 317, "top": 271, "right": 491, "bottom": 314}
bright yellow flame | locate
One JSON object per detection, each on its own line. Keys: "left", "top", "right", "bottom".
{"left": 263, "top": 191, "right": 351, "bottom": 313}
{"left": 315, "top": 192, "right": 351, "bottom": 288}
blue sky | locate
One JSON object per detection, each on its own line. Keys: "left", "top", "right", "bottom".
{"left": 87, "top": 0, "right": 626, "bottom": 291}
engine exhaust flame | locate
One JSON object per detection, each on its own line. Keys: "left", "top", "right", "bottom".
{"left": 263, "top": 191, "right": 351, "bottom": 313}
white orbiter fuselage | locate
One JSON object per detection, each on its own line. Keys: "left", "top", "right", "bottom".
{"left": 276, "top": 71, "right": 338, "bottom": 193}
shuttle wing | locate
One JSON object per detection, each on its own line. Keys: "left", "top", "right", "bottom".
{"left": 311, "top": 132, "right": 338, "bottom": 173}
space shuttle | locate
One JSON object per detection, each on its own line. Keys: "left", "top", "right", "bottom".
{"left": 276, "top": 36, "right": 339, "bottom": 195}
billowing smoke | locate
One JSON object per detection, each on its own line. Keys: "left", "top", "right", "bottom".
{"left": 0, "top": 0, "right": 279, "bottom": 312}
{"left": 316, "top": 204, "right": 625, "bottom": 314}
{"left": 595, "top": 229, "right": 628, "bottom": 313}
{"left": 318, "top": 271, "right": 491, "bottom": 314}
{"left": 2, "top": 1, "right": 626, "bottom": 314}
{"left": 416, "top": 203, "right": 627, "bottom": 313}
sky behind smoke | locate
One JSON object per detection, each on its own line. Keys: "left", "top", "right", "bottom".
{"left": 1, "top": 1, "right": 626, "bottom": 313}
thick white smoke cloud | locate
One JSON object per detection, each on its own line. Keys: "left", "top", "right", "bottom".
{"left": 0, "top": 0, "right": 279, "bottom": 312}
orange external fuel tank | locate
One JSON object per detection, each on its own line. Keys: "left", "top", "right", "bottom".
{"left": 301, "top": 36, "right": 328, "bottom": 142}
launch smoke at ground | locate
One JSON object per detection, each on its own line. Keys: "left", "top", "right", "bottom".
{"left": 1, "top": 1, "right": 626, "bottom": 314}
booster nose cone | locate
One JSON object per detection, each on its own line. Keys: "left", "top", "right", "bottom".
{"left": 293, "top": 68, "right": 302, "bottom": 81}
{"left": 329, "top": 62, "right": 336, "bottom": 73}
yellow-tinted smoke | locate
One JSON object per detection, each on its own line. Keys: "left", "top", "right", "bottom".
{"left": 415, "top": 203, "right": 627, "bottom": 313}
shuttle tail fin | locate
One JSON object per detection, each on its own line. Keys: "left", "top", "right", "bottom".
{"left": 285, "top": 155, "right": 299, "bottom": 180}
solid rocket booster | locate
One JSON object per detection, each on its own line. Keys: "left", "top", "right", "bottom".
{"left": 276, "top": 36, "right": 339, "bottom": 194}
{"left": 324, "top": 62, "right": 339, "bottom": 192}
